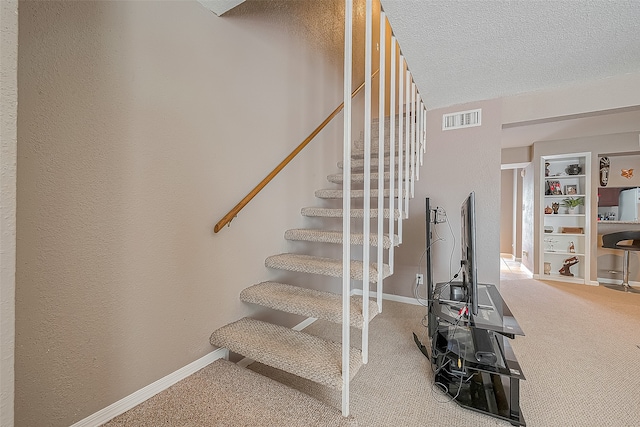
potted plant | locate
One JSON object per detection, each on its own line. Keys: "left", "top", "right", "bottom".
{"left": 562, "top": 196, "right": 584, "bottom": 214}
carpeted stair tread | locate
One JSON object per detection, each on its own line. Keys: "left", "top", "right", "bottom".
{"left": 209, "top": 317, "right": 362, "bottom": 389}
{"left": 315, "top": 188, "right": 406, "bottom": 199}
{"left": 240, "top": 282, "right": 378, "bottom": 327}
{"left": 338, "top": 157, "right": 398, "bottom": 170}
{"left": 351, "top": 147, "right": 408, "bottom": 158}
{"left": 285, "top": 228, "right": 398, "bottom": 248}
{"left": 327, "top": 172, "right": 402, "bottom": 184}
{"left": 301, "top": 207, "right": 401, "bottom": 219}
{"left": 265, "top": 253, "right": 391, "bottom": 283}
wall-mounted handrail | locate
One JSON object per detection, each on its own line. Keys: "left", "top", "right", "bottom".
{"left": 213, "top": 68, "right": 381, "bottom": 233}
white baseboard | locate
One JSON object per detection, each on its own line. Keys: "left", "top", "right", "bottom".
{"left": 596, "top": 277, "right": 640, "bottom": 287}
{"left": 351, "top": 288, "right": 427, "bottom": 306}
{"left": 70, "top": 348, "right": 229, "bottom": 427}
{"left": 73, "top": 293, "right": 414, "bottom": 426}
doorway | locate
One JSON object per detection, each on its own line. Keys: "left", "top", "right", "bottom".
{"left": 500, "top": 164, "right": 533, "bottom": 279}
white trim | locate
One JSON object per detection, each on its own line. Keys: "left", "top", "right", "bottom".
{"left": 292, "top": 316, "right": 318, "bottom": 331}
{"left": 596, "top": 277, "right": 640, "bottom": 287}
{"left": 351, "top": 288, "right": 427, "bottom": 306}
{"left": 70, "top": 348, "right": 229, "bottom": 427}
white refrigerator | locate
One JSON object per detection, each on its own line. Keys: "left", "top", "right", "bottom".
{"left": 618, "top": 188, "right": 640, "bottom": 221}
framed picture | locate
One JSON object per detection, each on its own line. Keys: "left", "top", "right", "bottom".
{"left": 564, "top": 184, "right": 577, "bottom": 195}
{"left": 548, "top": 180, "right": 562, "bottom": 195}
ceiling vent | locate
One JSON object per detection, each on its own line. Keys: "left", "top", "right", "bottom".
{"left": 442, "top": 108, "right": 482, "bottom": 131}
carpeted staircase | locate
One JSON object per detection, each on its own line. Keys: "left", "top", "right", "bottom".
{"left": 210, "top": 115, "right": 417, "bottom": 412}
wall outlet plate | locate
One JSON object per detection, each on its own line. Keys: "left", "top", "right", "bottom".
{"left": 416, "top": 273, "right": 424, "bottom": 285}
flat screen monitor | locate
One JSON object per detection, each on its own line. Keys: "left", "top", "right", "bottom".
{"left": 461, "top": 192, "right": 479, "bottom": 316}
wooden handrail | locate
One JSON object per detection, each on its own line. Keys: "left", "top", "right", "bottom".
{"left": 214, "top": 69, "right": 380, "bottom": 233}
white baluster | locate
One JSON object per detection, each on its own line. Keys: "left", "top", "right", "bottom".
{"left": 341, "top": 0, "right": 352, "bottom": 417}
{"left": 376, "top": 10, "right": 386, "bottom": 313}
{"left": 404, "top": 69, "right": 410, "bottom": 217}
{"left": 397, "top": 56, "right": 404, "bottom": 244}
{"left": 362, "top": 0, "right": 372, "bottom": 365}
{"left": 410, "top": 81, "right": 416, "bottom": 199}
{"left": 389, "top": 37, "right": 397, "bottom": 273}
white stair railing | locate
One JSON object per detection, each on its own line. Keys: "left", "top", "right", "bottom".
{"left": 397, "top": 55, "right": 404, "bottom": 244}
{"left": 376, "top": 10, "right": 386, "bottom": 313}
{"left": 341, "top": 0, "right": 352, "bottom": 417}
{"left": 342, "top": 1, "right": 428, "bottom": 416}
{"left": 404, "top": 69, "right": 411, "bottom": 218}
{"left": 388, "top": 36, "right": 397, "bottom": 275}
{"left": 361, "top": 0, "right": 372, "bottom": 366}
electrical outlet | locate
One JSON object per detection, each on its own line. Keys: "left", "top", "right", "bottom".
{"left": 416, "top": 273, "right": 424, "bottom": 286}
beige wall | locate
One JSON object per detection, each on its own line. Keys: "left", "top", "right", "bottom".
{"left": 502, "top": 71, "right": 640, "bottom": 124}
{"left": 16, "top": 1, "right": 362, "bottom": 425}
{"left": 385, "top": 99, "right": 503, "bottom": 297}
{"left": 1, "top": 1, "right": 18, "bottom": 425}
{"left": 502, "top": 146, "right": 531, "bottom": 165}
{"left": 601, "top": 153, "right": 640, "bottom": 188}
{"left": 500, "top": 169, "right": 514, "bottom": 255}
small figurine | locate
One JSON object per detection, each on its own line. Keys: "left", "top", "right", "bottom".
{"left": 622, "top": 168, "right": 634, "bottom": 179}
{"left": 544, "top": 205, "right": 553, "bottom": 214}
{"left": 544, "top": 262, "right": 551, "bottom": 275}
{"left": 568, "top": 242, "right": 575, "bottom": 253}
{"left": 559, "top": 256, "right": 579, "bottom": 276}
{"left": 552, "top": 203, "right": 560, "bottom": 214}
{"left": 545, "top": 162, "right": 550, "bottom": 177}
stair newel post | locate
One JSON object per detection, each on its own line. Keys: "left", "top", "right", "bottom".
{"left": 388, "top": 37, "right": 397, "bottom": 275}
{"left": 376, "top": 9, "right": 386, "bottom": 313}
{"left": 341, "top": 0, "right": 353, "bottom": 417}
{"left": 404, "top": 69, "right": 411, "bottom": 218}
{"left": 397, "top": 55, "right": 404, "bottom": 245}
{"left": 361, "top": 0, "right": 372, "bottom": 366}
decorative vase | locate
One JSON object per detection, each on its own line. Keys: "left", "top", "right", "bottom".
{"left": 566, "top": 164, "right": 582, "bottom": 175}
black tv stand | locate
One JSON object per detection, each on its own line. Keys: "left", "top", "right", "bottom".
{"left": 429, "top": 283, "right": 526, "bottom": 426}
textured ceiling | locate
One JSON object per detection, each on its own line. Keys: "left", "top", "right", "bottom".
{"left": 381, "top": 0, "right": 640, "bottom": 110}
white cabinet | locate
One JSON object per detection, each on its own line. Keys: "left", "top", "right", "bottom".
{"left": 539, "top": 153, "right": 591, "bottom": 284}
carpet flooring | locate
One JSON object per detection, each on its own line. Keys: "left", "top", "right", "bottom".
{"left": 105, "top": 275, "right": 640, "bottom": 426}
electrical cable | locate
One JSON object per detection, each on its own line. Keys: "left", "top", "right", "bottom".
{"left": 412, "top": 206, "right": 450, "bottom": 306}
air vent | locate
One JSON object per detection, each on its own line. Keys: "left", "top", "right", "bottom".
{"left": 442, "top": 109, "right": 482, "bottom": 131}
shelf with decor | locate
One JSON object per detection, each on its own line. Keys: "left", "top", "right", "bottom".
{"left": 539, "top": 153, "right": 591, "bottom": 284}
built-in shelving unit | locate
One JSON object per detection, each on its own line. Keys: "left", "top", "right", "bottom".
{"left": 539, "top": 153, "right": 591, "bottom": 284}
